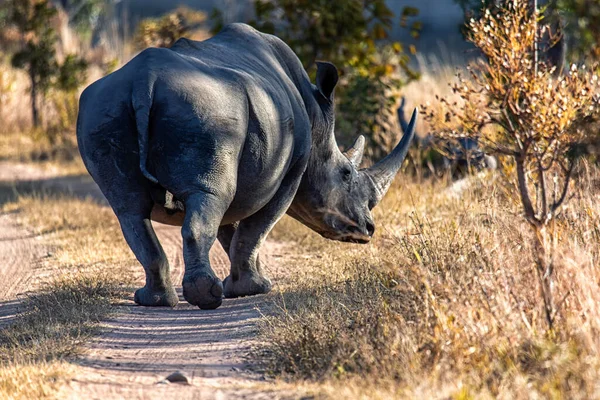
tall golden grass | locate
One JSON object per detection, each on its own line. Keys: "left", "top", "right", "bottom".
{"left": 260, "top": 166, "right": 600, "bottom": 398}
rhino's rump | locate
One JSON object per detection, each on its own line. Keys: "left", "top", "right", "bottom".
{"left": 143, "top": 55, "right": 298, "bottom": 220}
{"left": 78, "top": 23, "right": 310, "bottom": 225}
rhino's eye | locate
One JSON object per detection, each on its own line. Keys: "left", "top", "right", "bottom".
{"left": 341, "top": 168, "right": 352, "bottom": 183}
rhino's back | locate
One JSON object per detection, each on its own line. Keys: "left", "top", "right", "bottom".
{"left": 160, "top": 23, "right": 300, "bottom": 121}
{"left": 145, "top": 25, "right": 301, "bottom": 192}
{"left": 78, "top": 23, "right": 311, "bottom": 222}
{"left": 80, "top": 23, "right": 300, "bottom": 136}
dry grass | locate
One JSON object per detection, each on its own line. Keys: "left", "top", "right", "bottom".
{"left": 260, "top": 165, "right": 600, "bottom": 399}
{"left": 4, "top": 195, "right": 133, "bottom": 268}
{"left": 0, "top": 271, "right": 129, "bottom": 362}
{"left": 0, "top": 63, "right": 32, "bottom": 132}
{"left": 401, "top": 53, "right": 464, "bottom": 137}
{"left": 0, "top": 362, "right": 73, "bottom": 400}
{"left": 0, "top": 129, "right": 83, "bottom": 165}
{"left": 0, "top": 194, "right": 135, "bottom": 399}
{"left": 0, "top": 66, "right": 85, "bottom": 167}
{"left": 0, "top": 57, "right": 105, "bottom": 167}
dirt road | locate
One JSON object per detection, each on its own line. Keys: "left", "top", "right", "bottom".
{"left": 0, "top": 213, "right": 49, "bottom": 328}
{"left": 0, "top": 162, "right": 59, "bottom": 327}
{"left": 66, "top": 229, "right": 287, "bottom": 399}
{"left": 0, "top": 162, "right": 290, "bottom": 399}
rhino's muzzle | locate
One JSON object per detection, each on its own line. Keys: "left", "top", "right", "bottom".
{"left": 319, "top": 219, "right": 374, "bottom": 243}
{"left": 320, "top": 231, "right": 371, "bottom": 243}
{"left": 342, "top": 235, "right": 371, "bottom": 244}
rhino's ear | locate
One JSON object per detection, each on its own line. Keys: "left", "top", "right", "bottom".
{"left": 316, "top": 61, "right": 339, "bottom": 101}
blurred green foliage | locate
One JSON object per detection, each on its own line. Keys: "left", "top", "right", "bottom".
{"left": 2, "top": 0, "right": 88, "bottom": 127}
{"left": 213, "top": 0, "right": 420, "bottom": 160}
{"left": 251, "top": 0, "right": 412, "bottom": 72}
{"left": 339, "top": 43, "right": 417, "bottom": 160}
{"left": 57, "top": 54, "right": 88, "bottom": 92}
{"left": 55, "top": 0, "right": 107, "bottom": 39}
{"left": 556, "top": 0, "right": 600, "bottom": 62}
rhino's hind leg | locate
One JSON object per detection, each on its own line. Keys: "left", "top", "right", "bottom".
{"left": 181, "top": 192, "right": 229, "bottom": 310}
{"left": 118, "top": 213, "right": 179, "bottom": 307}
{"left": 87, "top": 162, "right": 178, "bottom": 307}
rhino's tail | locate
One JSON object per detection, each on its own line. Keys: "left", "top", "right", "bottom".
{"left": 132, "top": 76, "right": 159, "bottom": 184}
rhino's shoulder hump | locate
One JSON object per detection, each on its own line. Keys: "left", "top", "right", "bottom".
{"left": 220, "top": 22, "right": 262, "bottom": 37}
{"left": 170, "top": 23, "right": 266, "bottom": 54}
{"left": 131, "top": 46, "right": 180, "bottom": 67}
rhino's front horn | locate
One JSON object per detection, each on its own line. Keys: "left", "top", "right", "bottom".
{"left": 365, "top": 108, "right": 418, "bottom": 204}
{"left": 344, "top": 135, "right": 365, "bottom": 167}
{"left": 398, "top": 96, "right": 410, "bottom": 133}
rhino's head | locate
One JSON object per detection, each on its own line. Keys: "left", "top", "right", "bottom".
{"left": 288, "top": 62, "right": 417, "bottom": 243}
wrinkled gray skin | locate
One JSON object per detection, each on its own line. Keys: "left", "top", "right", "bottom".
{"left": 77, "top": 23, "right": 417, "bottom": 310}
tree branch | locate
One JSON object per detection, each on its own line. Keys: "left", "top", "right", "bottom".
{"left": 551, "top": 160, "right": 575, "bottom": 213}
{"left": 538, "top": 159, "right": 548, "bottom": 220}
{"left": 516, "top": 154, "right": 540, "bottom": 226}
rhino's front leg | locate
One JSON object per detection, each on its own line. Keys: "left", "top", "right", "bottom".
{"left": 181, "top": 192, "right": 229, "bottom": 309}
{"left": 224, "top": 159, "right": 305, "bottom": 298}
{"left": 217, "top": 222, "right": 238, "bottom": 256}
{"left": 223, "top": 227, "right": 273, "bottom": 298}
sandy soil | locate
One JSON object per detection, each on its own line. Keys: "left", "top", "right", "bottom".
{"left": 0, "top": 161, "right": 58, "bottom": 327}
{"left": 0, "top": 162, "right": 293, "bottom": 400}
{"left": 0, "top": 213, "right": 50, "bottom": 328}
{"left": 65, "top": 230, "right": 289, "bottom": 400}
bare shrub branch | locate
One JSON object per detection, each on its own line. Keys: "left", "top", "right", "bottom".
{"left": 424, "top": 0, "right": 600, "bottom": 330}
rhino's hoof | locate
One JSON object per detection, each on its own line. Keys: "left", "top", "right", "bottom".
{"left": 182, "top": 273, "right": 223, "bottom": 310}
{"left": 134, "top": 286, "right": 179, "bottom": 307}
{"left": 223, "top": 273, "right": 272, "bottom": 298}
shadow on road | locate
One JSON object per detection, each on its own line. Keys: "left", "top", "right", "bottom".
{"left": 76, "top": 289, "right": 267, "bottom": 379}
{"left": 0, "top": 299, "right": 26, "bottom": 329}
{"left": 0, "top": 173, "right": 106, "bottom": 208}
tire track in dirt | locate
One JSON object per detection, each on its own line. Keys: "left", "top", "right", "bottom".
{"left": 0, "top": 162, "right": 290, "bottom": 399}
{"left": 0, "top": 215, "right": 40, "bottom": 302}
{"left": 0, "top": 215, "right": 48, "bottom": 328}
{"left": 66, "top": 236, "right": 283, "bottom": 400}
{"left": 0, "top": 163, "right": 56, "bottom": 328}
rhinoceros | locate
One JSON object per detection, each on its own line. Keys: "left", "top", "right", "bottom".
{"left": 77, "top": 23, "right": 417, "bottom": 310}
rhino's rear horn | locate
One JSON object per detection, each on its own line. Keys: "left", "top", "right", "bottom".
{"left": 365, "top": 108, "right": 418, "bottom": 204}
{"left": 344, "top": 135, "right": 365, "bottom": 167}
